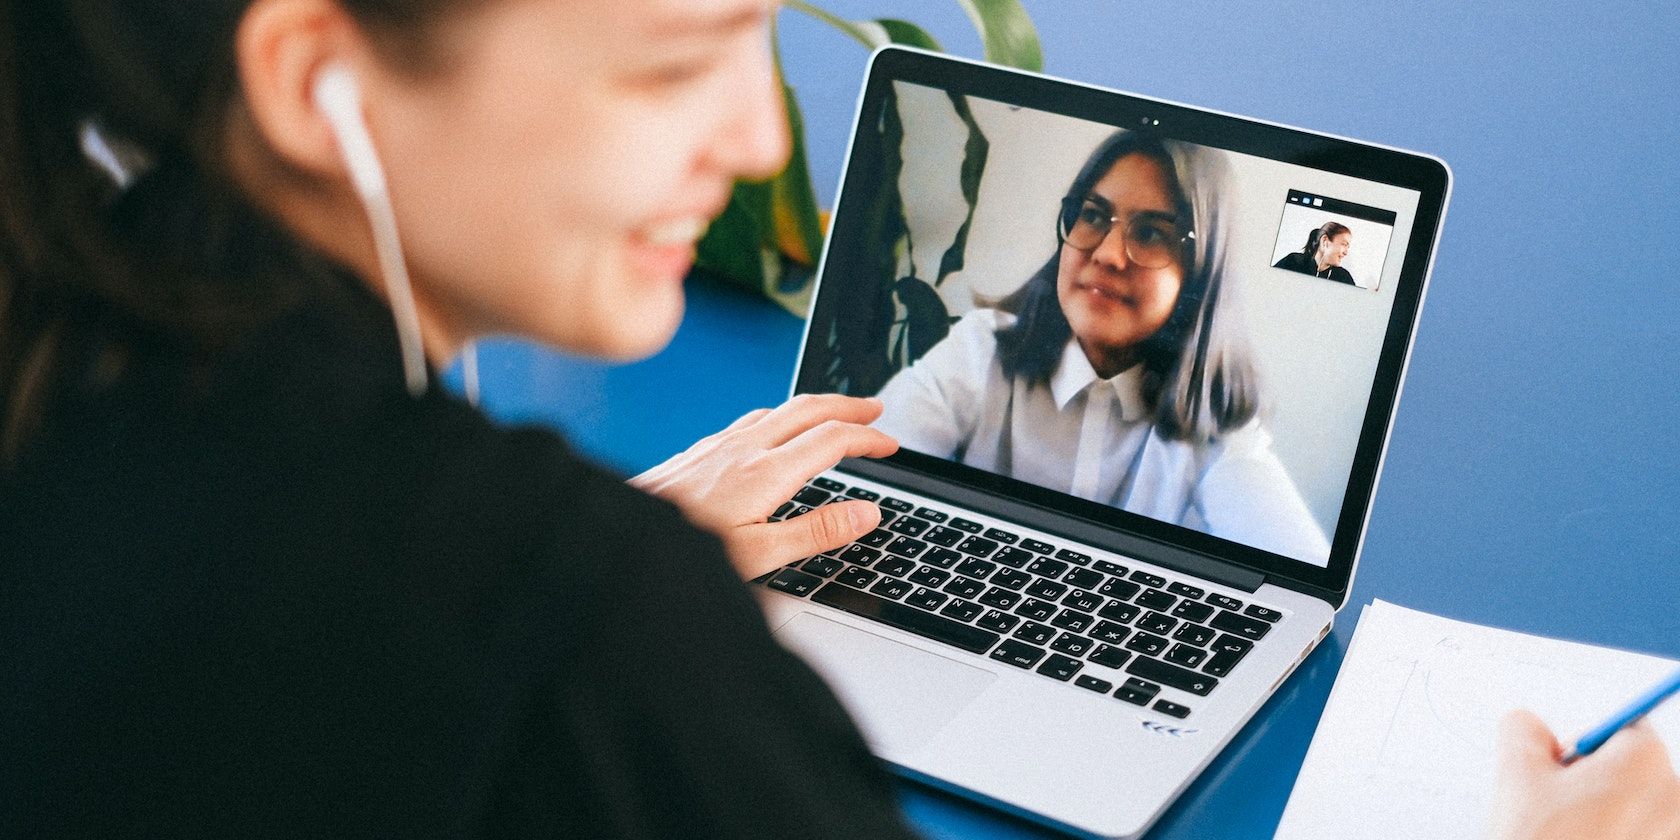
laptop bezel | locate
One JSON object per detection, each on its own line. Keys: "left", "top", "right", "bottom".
{"left": 792, "top": 46, "right": 1450, "bottom": 604}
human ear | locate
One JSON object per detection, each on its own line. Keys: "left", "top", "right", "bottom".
{"left": 233, "top": 0, "right": 369, "bottom": 179}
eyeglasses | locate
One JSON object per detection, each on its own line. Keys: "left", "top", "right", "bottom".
{"left": 1057, "top": 196, "right": 1194, "bottom": 269}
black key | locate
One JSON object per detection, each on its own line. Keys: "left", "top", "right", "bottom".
{"left": 1025, "top": 578, "right": 1068, "bottom": 600}
{"left": 939, "top": 599, "right": 983, "bottom": 622}
{"left": 941, "top": 576, "right": 985, "bottom": 599}
{"left": 1167, "top": 581, "right": 1205, "bottom": 599}
{"left": 921, "top": 526, "right": 964, "bottom": 548}
{"left": 913, "top": 507, "right": 948, "bottom": 523}
{"left": 1124, "top": 632, "right": 1169, "bottom": 657}
{"left": 844, "top": 487, "right": 880, "bottom": 501}
{"left": 768, "top": 568, "right": 823, "bottom": 596}
{"left": 956, "top": 535, "right": 999, "bottom": 558}
{"left": 1049, "top": 608, "right": 1094, "bottom": 634}
{"left": 1203, "top": 634, "right": 1253, "bottom": 677}
{"left": 1165, "top": 643, "right": 1208, "bottom": 668}
{"left": 836, "top": 566, "right": 877, "bottom": 589}
{"left": 1011, "top": 621, "right": 1056, "bottom": 645}
{"left": 1090, "top": 620, "right": 1130, "bottom": 644}
{"left": 908, "top": 565, "right": 950, "bottom": 587}
{"left": 838, "top": 544, "right": 881, "bottom": 567}
{"left": 1089, "top": 644, "right": 1131, "bottom": 669}
{"left": 991, "top": 568, "right": 1031, "bottom": 590}
{"left": 793, "top": 486, "right": 832, "bottom": 506}
{"left": 1129, "top": 570, "right": 1167, "bottom": 588}
{"left": 868, "top": 577, "right": 912, "bottom": 600}
{"left": 1115, "top": 678, "right": 1158, "bottom": 705}
{"left": 949, "top": 517, "right": 984, "bottom": 534}
{"left": 811, "top": 582, "right": 1000, "bottom": 654}
{"left": 956, "top": 557, "right": 997, "bottom": 578}
{"left": 1153, "top": 700, "right": 1191, "bottom": 719}
{"left": 1050, "top": 632, "right": 1094, "bottom": 657}
{"left": 1171, "top": 600, "right": 1215, "bottom": 623}
{"left": 922, "top": 547, "right": 963, "bottom": 569}
{"left": 1014, "top": 598, "right": 1058, "bottom": 621}
{"left": 977, "top": 609, "right": 1020, "bottom": 633}
{"left": 1036, "top": 653, "right": 1083, "bottom": 681}
{"left": 983, "top": 527, "right": 1019, "bottom": 544}
{"left": 1026, "top": 556, "right": 1069, "bottom": 579}
{"left": 875, "top": 555, "right": 916, "bottom": 578}
{"left": 1135, "top": 588, "right": 1177, "bottom": 611}
{"left": 992, "top": 546, "right": 1034, "bottom": 569}
{"left": 857, "top": 529, "right": 894, "bottom": 549}
{"left": 1098, "top": 599, "right": 1141, "bottom": 623}
{"left": 787, "top": 504, "right": 813, "bottom": 519}
{"left": 990, "top": 639, "right": 1046, "bottom": 669}
{"left": 1244, "top": 604, "right": 1284, "bottom": 623}
{"left": 1127, "top": 656, "right": 1219, "bottom": 696}
{"left": 1060, "top": 589, "right": 1102, "bottom": 613}
{"left": 1173, "top": 623, "right": 1216, "bottom": 647}
{"left": 876, "top": 509, "right": 898, "bottom": 527}
{"left": 813, "top": 477, "right": 846, "bottom": 492}
{"left": 879, "top": 497, "right": 914, "bottom": 513}
{"left": 1021, "top": 538, "right": 1056, "bottom": 555}
{"left": 801, "top": 556, "right": 842, "bottom": 577}
{"left": 904, "top": 587, "right": 947, "bottom": 612}
{"left": 1064, "top": 567, "right": 1104, "bottom": 589}
{"left": 1054, "top": 548, "right": 1092, "bottom": 566}
{"left": 1137, "top": 611, "right": 1178, "bottom": 635}
{"left": 887, "top": 516, "right": 930, "bottom": 537}
{"left": 1093, "top": 559, "right": 1129, "bottom": 577}
{"left": 1210, "top": 610, "right": 1271, "bottom": 640}
{"left": 1098, "top": 577, "right": 1141, "bottom": 600}
{"left": 978, "top": 587, "right": 1021, "bottom": 610}
{"left": 884, "top": 536, "right": 928, "bottom": 559}
{"left": 1075, "top": 675, "right": 1113, "bottom": 693}
{"left": 1207, "top": 593, "right": 1244, "bottom": 611}
{"left": 772, "top": 502, "right": 794, "bottom": 520}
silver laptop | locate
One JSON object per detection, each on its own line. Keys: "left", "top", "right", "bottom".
{"left": 752, "top": 47, "right": 1450, "bottom": 839}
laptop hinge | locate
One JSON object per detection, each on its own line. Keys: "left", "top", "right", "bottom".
{"left": 836, "top": 458, "right": 1266, "bottom": 594}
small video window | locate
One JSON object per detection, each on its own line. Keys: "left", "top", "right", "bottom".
{"left": 1269, "top": 190, "right": 1396, "bottom": 290}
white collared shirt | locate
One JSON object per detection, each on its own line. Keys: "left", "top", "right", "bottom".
{"left": 873, "top": 308, "right": 1331, "bottom": 563}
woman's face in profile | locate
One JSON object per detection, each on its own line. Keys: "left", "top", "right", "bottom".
{"left": 1055, "top": 153, "right": 1185, "bottom": 374}
{"left": 1321, "top": 232, "right": 1352, "bottom": 267}
{"left": 362, "top": 0, "right": 787, "bottom": 361}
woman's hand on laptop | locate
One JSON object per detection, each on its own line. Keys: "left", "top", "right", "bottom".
{"left": 1488, "top": 709, "right": 1680, "bottom": 840}
{"left": 630, "top": 394, "right": 899, "bottom": 581}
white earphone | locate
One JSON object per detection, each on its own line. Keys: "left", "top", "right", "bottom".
{"left": 312, "top": 63, "right": 477, "bottom": 403}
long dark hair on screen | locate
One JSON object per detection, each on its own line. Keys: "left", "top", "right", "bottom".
{"left": 993, "top": 130, "right": 1258, "bottom": 444}
{"left": 0, "top": 1, "right": 469, "bottom": 464}
{"left": 1300, "top": 220, "right": 1351, "bottom": 259}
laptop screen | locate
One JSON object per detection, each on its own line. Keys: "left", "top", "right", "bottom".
{"left": 798, "top": 50, "right": 1447, "bottom": 592}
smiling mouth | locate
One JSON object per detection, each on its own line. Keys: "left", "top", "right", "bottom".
{"left": 1077, "top": 281, "right": 1134, "bottom": 307}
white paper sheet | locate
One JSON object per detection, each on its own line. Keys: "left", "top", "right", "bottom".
{"left": 1274, "top": 599, "right": 1680, "bottom": 839}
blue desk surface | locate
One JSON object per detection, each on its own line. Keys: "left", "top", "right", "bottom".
{"left": 456, "top": 2, "right": 1680, "bottom": 836}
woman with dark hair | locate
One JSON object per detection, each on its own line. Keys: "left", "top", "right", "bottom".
{"left": 1274, "top": 220, "right": 1356, "bottom": 284}
{"left": 0, "top": 1, "right": 917, "bottom": 837}
{"left": 874, "top": 130, "right": 1330, "bottom": 561}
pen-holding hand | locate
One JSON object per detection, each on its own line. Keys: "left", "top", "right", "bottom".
{"left": 1487, "top": 708, "right": 1680, "bottom": 840}
{"left": 629, "top": 394, "right": 899, "bottom": 581}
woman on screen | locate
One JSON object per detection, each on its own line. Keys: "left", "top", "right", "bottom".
{"left": 874, "top": 131, "right": 1329, "bottom": 562}
{"left": 1273, "top": 220, "right": 1356, "bottom": 284}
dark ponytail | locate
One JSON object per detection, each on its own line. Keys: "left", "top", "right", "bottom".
{"left": 1299, "top": 220, "right": 1350, "bottom": 258}
{"left": 0, "top": 0, "right": 467, "bottom": 463}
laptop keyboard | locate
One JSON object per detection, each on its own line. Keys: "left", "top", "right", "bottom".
{"left": 753, "top": 477, "right": 1286, "bottom": 721}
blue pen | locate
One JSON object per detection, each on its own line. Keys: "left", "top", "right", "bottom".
{"left": 1559, "top": 665, "right": 1680, "bottom": 765}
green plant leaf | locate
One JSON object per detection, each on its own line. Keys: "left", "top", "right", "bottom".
{"left": 892, "top": 275, "right": 954, "bottom": 363}
{"left": 935, "top": 92, "right": 989, "bottom": 287}
{"left": 954, "top": 0, "right": 1043, "bottom": 70}
{"left": 876, "top": 19, "right": 943, "bottom": 52}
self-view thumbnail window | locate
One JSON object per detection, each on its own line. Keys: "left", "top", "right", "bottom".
{"left": 1269, "top": 190, "right": 1396, "bottom": 290}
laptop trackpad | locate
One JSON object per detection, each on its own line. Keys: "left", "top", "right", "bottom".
{"left": 774, "top": 611, "right": 996, "bottom": 755}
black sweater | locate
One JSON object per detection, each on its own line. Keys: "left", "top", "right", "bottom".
{"left": 0, "top": 278, "right": 918, "bottom": 839}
